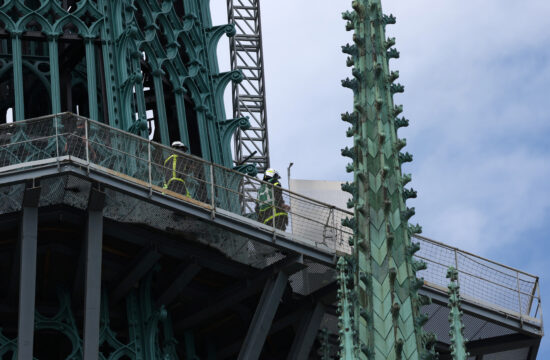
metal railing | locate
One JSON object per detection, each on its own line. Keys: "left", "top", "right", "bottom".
{"left": 413, "top": 234, "right": 542, "bottom": 325}
{"left": 0, "top": 113, "right": 542, "bottom": 326}
{"left": 0, "top": 113, "right": 353, "bottom": 255}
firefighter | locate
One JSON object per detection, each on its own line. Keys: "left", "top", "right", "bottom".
{"left": 256, "top": 168, "right": 289, "bottom": 230}
{"left": 163, "top": 141, "right": 191, "bottom": 197}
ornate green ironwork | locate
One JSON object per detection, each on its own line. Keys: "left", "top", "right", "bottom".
{"left": 0, "top": 0, "right": 246, "bottom": 168}
{"left": 0, "top": 272, "right": 184, "bottom": 360}
{"left": 338, "top": 1, "right": 436, "bottom": 359}
{"left": 446, "top": 267, "right": 469, "bottom": 360}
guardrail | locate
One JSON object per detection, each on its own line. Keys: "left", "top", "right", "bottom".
{"left": 413, "top": 234, "right": 542, "bottom": 325}
{"left": 0, "top": 113, "right": 353, "bottom": 256}
{"left": 0, "top": 113, "right": 541, "bottom": 326}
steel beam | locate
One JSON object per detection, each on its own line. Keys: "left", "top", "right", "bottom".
{"left": 219, "top": 281, "right": 336, "bottom": 359}
{"left": 218, "top": 281, "right": 337, "bottom": 359}
{"left": 237, "top": 271, "right": 288, "bottom": 360}
{"left": 287, "top": 302, "right": 325, "bottom": 360}
{"left": 527, "top": 342, "right": 540, "bottom": 360}
{"left": 17, "top": 186, "right": 40, "bottom": 360}
{"left": 420, "top": 286, "right": 542, "bottom": 336}
{"left": 176, "top": 255, "right": 303, "bottom": 331}
{"left": 466, "top": 333, "right": 540, "bottom": 356}
{"left": 82, "top": 187, "right": 105, "bottom": 360}
{"left": 110, "top": 247, "right": 162, "bottom": 305}
{"left": 155, "top": 262, "right": 202, "bottom": 307}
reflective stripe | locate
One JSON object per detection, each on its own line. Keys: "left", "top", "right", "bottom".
{"left": 164, "top": 154, "right": 179, "bottom": 179}
{"left": 163, "top": 178, "right": 190, "bottom": 197}
{"left": 163, "top": 155, "right": 190, "bottom": 197}
{"left": 263, "top": 211, "right": 288, "bottom": 224}
{"left": 259, "top": 205, "right": 271, "bottom": 212}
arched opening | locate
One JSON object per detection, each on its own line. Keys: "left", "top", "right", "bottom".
{"left": 33, "top": 329, "right": 73, "bottom": 359}
{"left": 184, "top": 90, "right": 202, "bottom": 157}
{"left": 58, "top": 25, "right": 87, "bottom": 114}
{"left": 0, "top": 65, "right": 15, "bottom": 125}
{"left": 22, "top": 61, "right": 51, "bottom": 119}
{"left": 163, "top": 76, "right": 181, "bottom": 145}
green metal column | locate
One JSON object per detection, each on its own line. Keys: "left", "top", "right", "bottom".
{"left": 174, "top": 87, "right": 191, "bottom": 146}
{"left": 11, "top": 32, "right": 24, "bottom": 121}
{"left": 85, "top": 37, "right": 99, "bottom": 121}
{"left": 152, "top": 70, "right": 170, "bottom": 145}
{"left": 47, "top": 35, "right": 61, "bottom": 114}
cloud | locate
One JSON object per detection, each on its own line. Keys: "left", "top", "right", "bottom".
{"left": 211, "top": 0, "right": 550, "bottom": 355}
{"left": 210, "top": 0, "right": 550, "bottom": 251}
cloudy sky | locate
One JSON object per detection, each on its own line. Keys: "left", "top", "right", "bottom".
{"left": 211, "top": 0, "right": 550, "bottom": 356}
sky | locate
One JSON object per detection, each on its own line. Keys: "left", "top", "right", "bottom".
{"left": 210, "top": 0, "right": 550, "bottom": 356}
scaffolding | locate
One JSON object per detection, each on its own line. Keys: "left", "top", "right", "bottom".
{"left": 227, "top": 0, "right": 270, "bottom": 172}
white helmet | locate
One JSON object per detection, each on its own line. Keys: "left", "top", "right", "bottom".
{"left": 264, "top": 168, "right": 279, "bottom": 179}
{"left": 171, "top": 141, "right": 188, "bottom": 151}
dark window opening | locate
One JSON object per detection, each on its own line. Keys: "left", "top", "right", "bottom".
{"left": 22, "top": 64, "right": 51, "bottom": 118}
{"left": 184, "top": 93, "right": 201, "bottom": 157}
{"left": 33, "top": 330, "right": 73, "bottom": 360}
{"left": 173, "top": 1, "right": 186, "bottom": 18}
{"left": 163, "top": 77, "right": 180, "bottom": 145}
{"left": 58, "top": 38, "right": 86, "bottom": 114}
{"left": 0, "top": 72, "right": 15, "bottom": 124}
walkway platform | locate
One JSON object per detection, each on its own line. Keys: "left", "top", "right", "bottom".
{"left": 0, "top": 113, "right": 543, "bottom": 359}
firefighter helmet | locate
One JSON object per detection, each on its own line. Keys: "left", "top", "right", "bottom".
{"left": 171, "top": 141, "right": 188, "bottom": 152}
{"left": 264, "top": 168, "right": 280, "bottom": 179}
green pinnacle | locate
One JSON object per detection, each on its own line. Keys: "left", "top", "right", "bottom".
{"left": 337, "top": 258, "right": 358, "bottom": 360}
{"left": 446, "top": 267, "right": 469, "bottom": 360}
{"left": 338, "top": 1, "right": 436, "bottom": 359}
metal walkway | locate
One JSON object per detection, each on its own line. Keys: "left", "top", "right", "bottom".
{"left": 0, "top": 113, "right": 543, "bottom": 359}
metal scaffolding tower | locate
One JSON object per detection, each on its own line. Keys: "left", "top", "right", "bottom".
{"left": 227, "top": 0, "right": 270, "bottom": 173}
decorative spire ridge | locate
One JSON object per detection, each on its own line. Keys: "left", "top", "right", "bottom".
{"left": 447, "top": 267, "right": 469, "bottom": 360}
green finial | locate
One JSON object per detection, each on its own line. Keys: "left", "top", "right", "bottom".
{"left": 338, "top": 0, "right": 436, "bottom": 359}
{"left": 446, "top": 267, "right": 469, "bottom": 360}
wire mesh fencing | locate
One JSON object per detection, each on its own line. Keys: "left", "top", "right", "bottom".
{"left": 0, "top": 113, "right": 542, "bottom": 323}
{"left": 0, "top": 113, "right": 352, "bottom": 255}
{"left": 414, "top": 235, "right": 542, "bottom": 323}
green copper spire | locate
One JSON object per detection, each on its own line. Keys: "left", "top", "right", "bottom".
{"left": 338, "top": 1, "right": 436, "bottom": 359}
{"left": 446, "top": 267, "right": 469, "bottom": 360}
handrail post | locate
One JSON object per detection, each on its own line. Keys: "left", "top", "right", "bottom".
{"left": 84, "top": 117, "right": 89, "bottom": 173}
{"left": 272, "top": 182, "right": 276, "bottom": 233}
{"left": 210, "top": 163, "right": 215, "bottom": 218}
{"left": 516, "top": 272, "right": 523, "bottom": 326}
{"left": 454, "top": 249, "right": 459, "bottom": 286}
{"left": 527, "top": 277, "right": 538, "bottom": 317}
{"left": 148, "top": 141, "right": 152, "bottom": 196}
{"left": 54, "top": 115, "right": 60, "bottom": 168}
{"left": 536, "top": 281, "right": 543, "bottom": 328}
